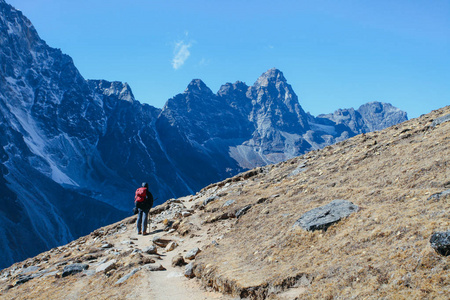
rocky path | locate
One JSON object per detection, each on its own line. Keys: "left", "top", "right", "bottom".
{"left": 126, "top": 197, "right": 233, "bottom": 300}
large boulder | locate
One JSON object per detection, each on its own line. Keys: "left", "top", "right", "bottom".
{"left": 293, "top": 200, "right": 359, "bottom": 231}
{"left": 430, "top": 231, "right": 450, "bottom": 256}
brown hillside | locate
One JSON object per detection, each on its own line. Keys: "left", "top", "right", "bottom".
{"left": 0, "top": 106, "right": 449, "bottom": 300}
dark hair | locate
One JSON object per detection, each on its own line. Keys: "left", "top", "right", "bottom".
{"left": 142, "top": 182, "right": 148, "bottom": 188}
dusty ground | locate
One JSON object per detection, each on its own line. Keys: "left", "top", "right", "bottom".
{"left": 0, "top": 106, "right": 448, "bottom": 300}
{"left": 0, "top": 194, "right": 236, "bottom": 300}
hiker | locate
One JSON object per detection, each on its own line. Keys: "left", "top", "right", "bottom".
{"left": 134, "top": 182, "right": 154, "bottom": 235}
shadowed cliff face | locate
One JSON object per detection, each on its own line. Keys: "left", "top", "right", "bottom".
{"left": 0, "top": 0, "right": 408, "bottom": 269}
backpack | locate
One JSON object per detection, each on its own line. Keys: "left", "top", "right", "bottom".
{"left": 135, "top": 187, "right": 147, "bottom": 203}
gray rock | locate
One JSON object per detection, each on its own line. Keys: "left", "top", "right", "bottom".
{"left": 184, "top": 262, "right": 195, "bottom": 278}
{"left": 62, "top": 263, "right": 89, "bottom": 277}
{"left": 16, "top": 274, "right": 36, "bottom": 285}
{"left": 101, "top": 243, "right": 114, "bottom": 249}
{"left": 19, "top": 266, "right": 39, "bottom": 274}
{"left": 293, "top": 199, "right": 359, "bottom": 231}
{"left": 428, "top": 189, "right": 450, "bottom": 201}
{"left": 203, "top": 196, "right": 217, "bottom": 206}
{"left": 223, "top": 200, "right": 236, "bottom": 207}
{"left": 143, "top": 245, "right": 158, "bottom": 255}
{"left": 181, "top": 211, "right": 192, "bottom": 217}
{"left": 236, "top": 205, "right": 252, "bottom": 219}
{"left": 115, "top": 267, "right": 140, "bottom": 285}
{"left": 144, "top": 264, "right": 166, "bottom": 271}
{"left": 430, "top": 231, "right": 450, "bottom": 256}
{"left": 42, "top": 271, "right": 59, "bottom": 278}
{"left": 83, "top": 270, "right": 96, "bottom": 276}
{"left": 95, "top": 259, "right": 117, "bottom": 273}
{"left": 152, "top": 236, "right": 172, "bottom": 247}
{"left": 121, "top": 240, "right": 134, "bottom": 245}
{"left": 185, "top": 247, "right": 201, "bottom": 260}
{"left": 172, "top": 255, "right": 186, "bottom": 267}
{"left": 431, "top": 114, "right": 450, "bottom": 127}
{"left": 289, "top": 162, "right": 307, "bottom": 177}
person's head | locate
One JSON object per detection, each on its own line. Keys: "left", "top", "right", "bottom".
{"left": 142, "top": 182, "right": 148, "bottom": 188}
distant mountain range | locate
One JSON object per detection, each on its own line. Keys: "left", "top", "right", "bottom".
{"left": 0, "top": 0, "right": 407, "bottom": 269}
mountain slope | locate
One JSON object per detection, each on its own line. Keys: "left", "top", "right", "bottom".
{"left": 0, "top": 0, "right": 408, "bottom": 270}
{"left": 0, "top": 106, "right": 447, "bottom": 300}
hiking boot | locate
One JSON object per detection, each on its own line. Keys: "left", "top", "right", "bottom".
{"left": 138, "top": 231, "right": 142, "bottom": 235}
{"left": 142, "top": 232, "right": 148, "bottom": 236}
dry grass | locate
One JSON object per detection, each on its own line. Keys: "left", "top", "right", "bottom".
{"left": 0, "top": 106, "right": 448, "bottom": 300}
{"left": 194, "top": 106, "right": 450, "bottom": 299}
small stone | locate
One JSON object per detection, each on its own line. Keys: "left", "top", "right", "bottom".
{"left": 142, "top": 257, "right": 156, "bottom": 264}
{"left": 185, "top": 248, "right": 201, "bottom": 260}
{"left": 143, "top": 245, "right": 158, "bottom": 255}
{"left": 236, "top": 205, "right": 252, "bottom": 219}
{"left": 181, "top": 211, "right": 192, "bottom": 218}
{"left": 172, "top": 220, "right": 181, "bottom": 230}
{"left": 121, "top": 240, "right": 134, "bottom": 245}
{"left": 95, "top": 259, "right": 117, "bottom": 273}
{"left": 184, "top": 262, "right": 195, "bottom": 278}
{"left": 153, "top": 236, "right": 172, "bottom": 247}
{"left": 62, "top": 263, "right": 89, "bottom": 277}
{"left": 101, "top": 243, "right": 114, "bottom": 249}
{"left": 428, "top": 189, "right": 450, "bottom": 201}
{"left": 16, "top": 274, "right": 34, "bottom": 285}
{"left": 166, "top": 242, "right": 178, "bottom": 252}
{"left": 172, "top": 255, "right": 186, "bottom": 267}
{"left": 115, "top": 267, "right": 140, "bottom": 285}
{"left": 223, "top": 200, "right": 235, "bottom": 207}
{"left": 145, "top": 264, "right": 166, "bottom": 271}
{"left": 430, "top": 231, "right": 450, "bottom": 256}
{"left": 203, "top": 196, "right": 217, "bottom": 206}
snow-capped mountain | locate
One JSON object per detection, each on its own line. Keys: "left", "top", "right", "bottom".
{"left": 0, "top": 0, "right": 407, "bottom": 269}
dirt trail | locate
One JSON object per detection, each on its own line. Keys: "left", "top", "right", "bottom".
{"left": 128, "top": 198, "right": 232, "bottom": 300}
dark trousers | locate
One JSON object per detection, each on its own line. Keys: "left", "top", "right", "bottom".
{"left": 137, "top": 208, "right": 149, "bottom": 233}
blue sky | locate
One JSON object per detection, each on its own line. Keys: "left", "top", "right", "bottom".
{"left": 7, "top": 0, "right": 450, "bottom": 118}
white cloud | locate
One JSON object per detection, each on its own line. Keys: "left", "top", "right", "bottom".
{"left": 172, "top": 40, "right": 192, "bottom": 70}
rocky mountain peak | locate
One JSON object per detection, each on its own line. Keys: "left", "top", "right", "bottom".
{"left": 87, "top": 80, "right": 135, "bottom": 103}
{"left": 357, "top": 102, "right": 408, "bottom": 131}
{"left": 184, "top": 79, "right": 213, "bottom": 95}
{"left": 217, "top": 81, "right": 249, "bottom": 97}
{"left": 254, "top": 68, "right": 286, "bottom": 88}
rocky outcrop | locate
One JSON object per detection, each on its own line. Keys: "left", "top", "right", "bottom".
{"left": 293, "top": 200, "right": 359, "bottom": 231}
{"left": 431, "top": 113, "right": 450, "bottom": 127}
